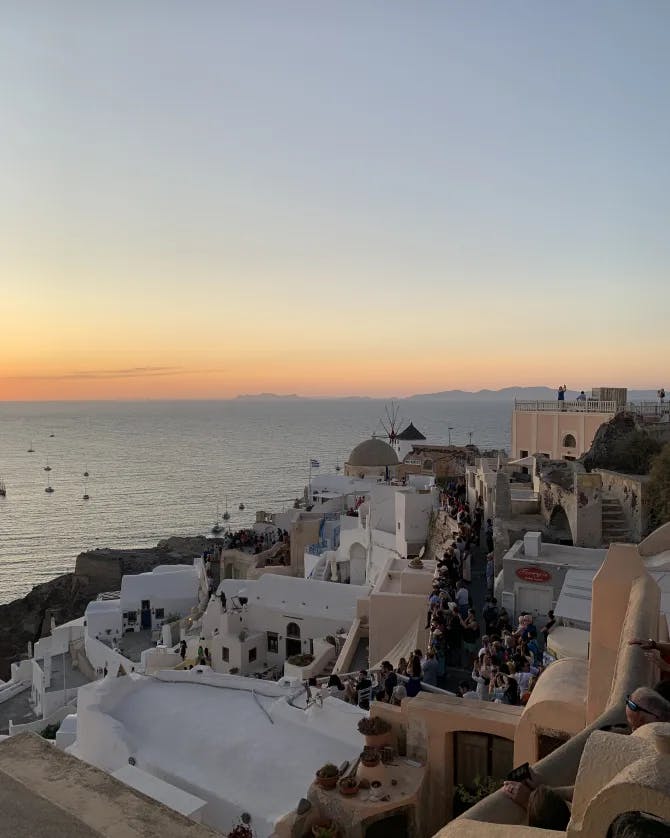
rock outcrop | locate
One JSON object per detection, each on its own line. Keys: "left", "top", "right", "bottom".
{"left": 0, "top": 536, "right": 214, "bottom": 681}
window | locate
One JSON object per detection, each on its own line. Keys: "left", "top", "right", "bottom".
{"left": 248, "top": 648, "right": 257, "bottom": 663}
{"left": 154, "top": 608, "right": 164, "bottom": 619}
{"left": 267, "top": 632, "right": 279, "bottom": 654}
{"left": 222, "top": 647, "right": 229, "bottom": 662}
{"left": 126, "top": 611, "right": 137, "bottom": 624}
{"left": 562, "top": 434, "right": 576, "bottom": 448}
{"left": 286, "top": 622, "right": 301, "bottom": 638}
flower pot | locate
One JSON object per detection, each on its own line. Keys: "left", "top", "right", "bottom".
{"left": 338, "top": 779, "right": 359, "bottom": 797}
{"left": 363, "top": 732, "right": 393, "bottom": 749}
{"left": 315, "top": 772, "right": 338, "bottom": 790}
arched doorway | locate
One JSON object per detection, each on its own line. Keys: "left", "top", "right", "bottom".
{"left": 285, "top": 621, "right": 302, "bottom": 658}
{"left": 549, "top": 505, "right": 573, "bottom": 545}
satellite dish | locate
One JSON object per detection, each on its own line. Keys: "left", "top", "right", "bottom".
{"left": 418, "top": 546, "right": 426, "bottom": 559}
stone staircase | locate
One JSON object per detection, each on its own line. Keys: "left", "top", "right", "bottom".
{"left": 601, "top": 494, "right": 628, "bottom": 544}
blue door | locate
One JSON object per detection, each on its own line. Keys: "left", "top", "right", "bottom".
{"left": 141, "top": 600, "right": 151, "bottom": 629}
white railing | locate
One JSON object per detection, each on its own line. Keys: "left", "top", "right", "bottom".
{"left": 628, "top": 401, "right": 670, "bottom": 416}
{"left": 514, "top": 399, "right": 618, "bottom": 413}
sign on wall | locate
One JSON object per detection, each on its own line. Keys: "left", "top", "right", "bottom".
{"left": 516, "top": 566, "right": 552, "bottom": 584}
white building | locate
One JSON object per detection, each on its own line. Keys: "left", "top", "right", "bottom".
{"left": 70, "top": 670, "right": 364, "bottom": 837}
{"left": 83, "top": 559, "right": 208, "bottom": 678}
{"left": 200, "top": 574, "right": 369, "bottom": 677}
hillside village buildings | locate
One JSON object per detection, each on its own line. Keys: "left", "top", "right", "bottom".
{"left": 2, "top": 406, "right": 670, "bottom": 836}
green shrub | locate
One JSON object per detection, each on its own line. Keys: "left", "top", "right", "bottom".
{"left": 648, "top": 443, "right": 670, "bottom": 528}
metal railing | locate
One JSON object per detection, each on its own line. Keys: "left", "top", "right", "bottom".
{"left": 514, "top": 399, "right": 618, "bottom": 413}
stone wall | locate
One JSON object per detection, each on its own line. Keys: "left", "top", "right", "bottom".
{"left": 595, "top": 469, "right": 651, "bottom": 542}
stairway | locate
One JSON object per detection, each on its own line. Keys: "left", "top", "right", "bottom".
{"left": 601, "top": 494, "right": 628, "bottom": 544}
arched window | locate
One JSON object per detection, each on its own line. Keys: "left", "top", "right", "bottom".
{"left": 286, "top": 622, "right": 301, "bottom": 638}
{"left": 562, "top": 434, "right": 576, "bottom": 448}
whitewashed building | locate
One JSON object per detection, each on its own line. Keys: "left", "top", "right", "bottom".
{"left": 69, "top": 670, "right": 364, "bottom": 837}
{"left": 200, "top": 574, "right": 369, "bottom": 677}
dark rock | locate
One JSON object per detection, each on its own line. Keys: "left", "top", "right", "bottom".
{"left": 296, "top": 799, "right": 311, "bottom": 816}
{"left": 581, "top": 413, "right": 661, "bottom": 474}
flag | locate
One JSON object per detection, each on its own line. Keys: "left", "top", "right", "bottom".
{"left": 310, "top": 458, "right": 320, "bottom": 468}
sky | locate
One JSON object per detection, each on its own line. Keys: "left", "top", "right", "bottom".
{"left": 1, "top": 1, "right": 669, "bottom": 400}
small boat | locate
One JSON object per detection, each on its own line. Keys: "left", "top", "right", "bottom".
{"left": 238, "top": 502, "right": 245, "bottom": 510}
{"left": 0, "top": 480, "right": 6, "bottom": 497}
{"left": 83, "top": 467, "right": 89, "bottom": 477}
{"left": 335, "top": 458, "right": 341, "bottom": 472}
{"left": 222, "top": 497, "right": 230, "bottom": 521}
{"left": 44, "top": 459, "right": 52, "bottom": 472}
{"left": 49, "top": 433, "right": 55, "bottom": 438}
{"left": 28, "top": 441, "right": 35, "bottom": 453}
{"left": 83, "top": 491, "right": 90, "bottom": 500}
{"left": 211, "top": 504, "right": 223, "bottom": 534}
{"left": 45, "top": 476, "right": 54, "bottom": 494}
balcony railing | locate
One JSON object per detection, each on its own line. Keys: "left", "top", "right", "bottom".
{"left": 514, "top": 399, "right": 618, "bottom": 413}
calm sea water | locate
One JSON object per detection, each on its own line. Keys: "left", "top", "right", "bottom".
{"left": 0, "top": 399, "right": 511, "bottom": 603}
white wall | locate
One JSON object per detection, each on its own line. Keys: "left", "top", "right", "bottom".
{"left": 85, "top": 602, "right": 123, "bottom": 643}
{"left": 395, "top": 490, "right": 435, "bottom": 556}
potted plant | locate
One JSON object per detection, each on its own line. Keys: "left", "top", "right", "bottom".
{"left": 315, "top": 762, "right": 339, "bottom": 790}
{"left": 338, "top": 776, "right": 359, "bottom": 797}
{"left": 453, "top": 775, "right": 503, "bottom": 816}
{"left": 357, "top": 715, "right": 393, "bottom": 748}
{"left": 311, "top": 820, "right": 339, "bottom": 838}
{"left": 360, "top": 748, "right": 380, "bottom": 768}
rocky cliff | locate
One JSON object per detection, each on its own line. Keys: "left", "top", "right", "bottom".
{"left": 0, "top": 536, "right": 214, "bottom": 681}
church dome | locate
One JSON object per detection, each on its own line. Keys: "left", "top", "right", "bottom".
{"left": 347, "top": 437, "right": 399, "bottom": 467}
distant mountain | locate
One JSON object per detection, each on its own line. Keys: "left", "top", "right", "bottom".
{"left": 407, "top": 386, "right": 660, "bottom": 402}
{"left": 235, "top": 393, "right": 301, "bottom": 400}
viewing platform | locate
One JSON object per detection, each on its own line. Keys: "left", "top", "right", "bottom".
{"left": 514, "top": 399, "right": 669, "bottom": 417}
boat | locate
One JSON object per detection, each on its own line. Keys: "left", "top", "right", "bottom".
{"left": 44, "top": 459, "right": 52, "bottom": 472}
{"left": 335, "top": 458, "right": 341, "bottom": 472}
{"left": 45, "top": 476, "right": 54, "bottom": 494}
{"left": 238, "top": 502, "right": 245, "bottom": 510}
{"left": 0, "top": 480, "right": 6, "bottom": 497}
{"left": 28, "top": 441, "right": 35, "bottom": 453}
{"left": 222, "top": 496, "right": 231, "bottom": 521}
{"left": 83, "top": 477, "right": 90, "bottom": 500}
{"left": 211, "top": 504, "right": 223, "bottom": 534}
{"left": 84, "top": 467, "right": 89, "bottom": 477}
{"left": 49, "top": 433, "right": 55, "bottom": 438}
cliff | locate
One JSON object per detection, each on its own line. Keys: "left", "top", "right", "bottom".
{"left": 0, "top": 536, "right": 214, "bottom": 681}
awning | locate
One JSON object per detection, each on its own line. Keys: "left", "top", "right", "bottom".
{"left": 370, "top": 616, "right": 427, "bottom": 670}
{"left": 508, "top": 456, "right": 533, "bottom": 467}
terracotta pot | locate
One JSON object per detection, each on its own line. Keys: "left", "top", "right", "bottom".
{"left": 363, "top": 732, "right": 393, "bottom": 749}
{"left": 338, "top": 779, "right": 359, "bottom": 797}
{"left": 315, "top": 772, "right": 338, "bottom": 790}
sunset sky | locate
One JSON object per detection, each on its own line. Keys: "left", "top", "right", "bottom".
{"left": 2, "top": 2, "right": 669, "bottom": 400}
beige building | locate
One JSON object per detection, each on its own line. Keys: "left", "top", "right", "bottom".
{"left": 511, "top": 391, "right": 624, "bottom": 461}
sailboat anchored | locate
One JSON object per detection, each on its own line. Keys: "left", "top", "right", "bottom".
{"left": 0, "top": 479, "right": 6, "bottom": 497}
{"left": 45, "top": 476, "right": 54, "bottom": 494}
{"left": 211, "top": 504, "right": 223, "bottom": 534}
{"left": 27, "top": 441, "right": 35, "bottom": 453}
{"left": 222, "top": 496, "right": 231, "bottom": 521}
{"left": 44, "top": 459, "right": 52, "bottom": 472}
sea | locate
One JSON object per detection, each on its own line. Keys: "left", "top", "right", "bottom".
{"left": 0, "top": 399, "right": 511, "bottom": 604}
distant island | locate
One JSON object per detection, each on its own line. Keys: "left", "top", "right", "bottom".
{"left": 233, "top": 387, "right": 660, "bottom": 402}
{"left": 235, "top": 393, "right": 301, "bottom": 400}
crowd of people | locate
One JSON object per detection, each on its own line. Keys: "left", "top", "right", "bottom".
{"left": 221, "top": 526, "right": 290, "bottom": 554}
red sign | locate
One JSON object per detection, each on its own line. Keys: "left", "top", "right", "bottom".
{"left": 516, "top": 566, "right": 552, "bottom": 584}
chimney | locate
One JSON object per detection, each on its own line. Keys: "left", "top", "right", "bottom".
{"left": 524, "top": 532, "right": 542, "bottom": 558}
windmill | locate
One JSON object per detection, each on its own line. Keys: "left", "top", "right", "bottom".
{"left": 379, "top": 400, "right": 403, "bottom": 450}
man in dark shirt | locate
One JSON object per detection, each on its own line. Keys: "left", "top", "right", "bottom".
{"left": 355, "top": 669, "right": 372, "bottom": 709}
{"left": 377, "top": 660, "right": 397, "bottom": 702}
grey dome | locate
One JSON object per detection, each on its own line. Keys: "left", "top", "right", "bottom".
{"left": 347, "top": 437, "right": 399, "bottom": 467}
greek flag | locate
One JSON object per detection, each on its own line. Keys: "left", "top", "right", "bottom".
{"left": 310, "top": 458, "right": 320, "bottom": 468}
